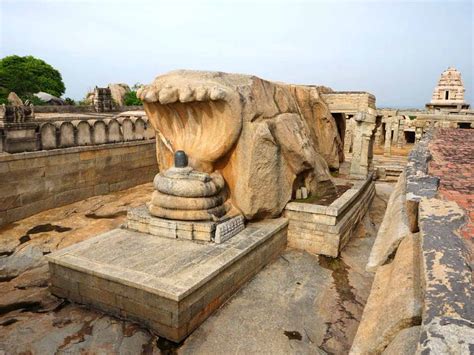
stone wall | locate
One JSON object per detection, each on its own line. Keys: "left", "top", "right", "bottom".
{"left": 0, "top": 140, "right": 157, "bottom": 227}
{"left": 351, "top": 129, "right": 473, "bottom": 354}
{"left": 321, "top": 92, "right": 377, "bottom": 114}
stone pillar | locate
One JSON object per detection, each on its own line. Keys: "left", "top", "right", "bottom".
{"left": 397, "top": 118, "right": 406, "bottom": 148}
{"left": 374, "top": 124, "right": 383, "bottom": 147}
{"left": 415, "top": 127, "right": 423, "bottom": 143}
{"left": 414, "top": 121, "right": 426, "bottom": 143}
{"left": 350, "top": 111, "right": 377, "bottom": 179}
{"left": 384, "top": 118, "right": 392, "bottom": 156}
{"left": 392, "top": 117, "right": 400, "bottom": 145}
{"left": 344, "top": 116, "right": 355, "bottom": 154}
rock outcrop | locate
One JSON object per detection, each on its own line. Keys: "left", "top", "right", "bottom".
{"left": 108, "top": 83, "right": 131, "bottom": 106}
{"left": 366, "top": 170, "right": 411, "bottom": 272}
{"left": 138, "top": 70, "right": 344, "bottom": 220}
{"left": 7, "top": 92, "right": 23, "bottom": 106}
{"left": 350, "top": 233, "right": 423, "bottom": 354}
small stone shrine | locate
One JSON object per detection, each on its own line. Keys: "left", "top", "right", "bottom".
{"left": 93, "top": 86, "right": 113, "bottom": 112}
{"left": 0, "top": 92, "right": 39, "bottom": 153}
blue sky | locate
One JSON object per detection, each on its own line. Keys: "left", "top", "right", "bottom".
{"left": 1, "top": 0, "right": 472, "bottom": 108}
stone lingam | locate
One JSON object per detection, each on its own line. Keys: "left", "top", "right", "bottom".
{"left": 127, "top": 149, "right": 244, "bottom": 243}
{"left": 149, "top": 150, "right": 229, "bottom": 221}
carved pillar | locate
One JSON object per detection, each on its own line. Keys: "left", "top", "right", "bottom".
{"left": 414, "top": 121, "right": 426, "bottom": 143}
{"left": 384, "top": 118, "right": 392, "bottom": 156}
{"left": 350, "top": 111, "right": 377, "bottom": 179}
{"left": 397, "top": 117, "right": 406, "bottom": 148}
{"left": 344, "top": 116, "right": 355, "bottom": 154}
{"left": 392, "top": 117, "right": 400, "bottom": 145}
{"left": 374, "top": 124, "right": 383, "bottom": 147}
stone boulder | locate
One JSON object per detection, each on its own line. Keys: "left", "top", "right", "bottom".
{"left": 366, "top": 170, "right": 411, "bottom": 272}
{"left": 7, "top": 92, "right": 23, "bottom": 106}
{"left": 108, "top": 83, "right": 131, "bottom": 106}
{"left": 138, "top": 70, "right": 344, "bottom": 220}
{"left": 350, "top": 233, "right": 423, "bottom": 354}
{"left": 382, "top": 326, "right": 420, "bottom": 355}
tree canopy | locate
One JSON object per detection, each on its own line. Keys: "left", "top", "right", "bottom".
{"left": 0, "top": 55, "right": 65, "bottom": 102}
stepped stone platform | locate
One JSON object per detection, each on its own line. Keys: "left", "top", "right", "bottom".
{"left": 47, "top": 218, "right": 288, "bottom": 342}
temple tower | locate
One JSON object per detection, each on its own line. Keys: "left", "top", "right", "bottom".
{"left": 426, "top": 67, "right": 470, "bottom": 111}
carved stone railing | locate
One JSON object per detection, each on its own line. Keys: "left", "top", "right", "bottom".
{"left": 38, "top": 114, "right": 154, "bottom": 151}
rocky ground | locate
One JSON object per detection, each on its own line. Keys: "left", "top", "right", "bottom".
{"left": 0, "top": 182, "right": 393, "bottom": 354}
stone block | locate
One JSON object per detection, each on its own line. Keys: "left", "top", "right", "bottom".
{"left": 54, "top": 186, "right": 94, "bottom": 206}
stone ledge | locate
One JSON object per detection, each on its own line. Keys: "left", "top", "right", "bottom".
{"left": 417, "top": 198, "right": 473, "bottom": 353}
{"left": 405, "top": 129, "right": 439, "bottom": 203}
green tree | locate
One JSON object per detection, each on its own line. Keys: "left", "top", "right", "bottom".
{"left": 124, "top": 90, "right": 143, "bottom": 106}
{"left": 0, "top": 55, "right": 65, "bottom": 102}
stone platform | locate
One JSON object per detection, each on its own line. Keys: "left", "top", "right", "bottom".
{"left": 47, "top": 218, "right": 287, "bottom": 342}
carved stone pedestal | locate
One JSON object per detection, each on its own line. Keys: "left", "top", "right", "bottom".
{"left": 127, "top": 205, "right": 245, "bottom": 243}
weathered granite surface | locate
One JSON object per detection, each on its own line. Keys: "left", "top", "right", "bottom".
{"left": 382, "top": 326, "right": 421, "bottom": 355}
{"left": 350, "top": 233, "right": 423, "bottom": 354}
{"left": 417, "top": 198, "right": 473, "bottom": 354}
{"left": 0, "top": 181, "right": 394, "bottom": 353}
{"left": 406, "top": 129, "right": 439, "bottom": 203}
{"left": 357, "top": 128, "right": 473, "bottom": 354}
{"left": 366, "top": 170, "right": 411, "bottom": 271}
{"left": 138, "top": 70, "right": 344, "bottom": 220}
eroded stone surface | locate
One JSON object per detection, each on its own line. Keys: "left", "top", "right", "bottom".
{"left": 350, "top": 233, "right": 423, "bottom": 354}
{"left": 179, "top": 182, "right": 390, "bottom": 354}
{"left": 366, "top": 170, "right": 411, "bottom": 272}
{"left": 382, "top": 326, "right": 420, "bottom": 355}
{"left": 0, "top": 179, "right": 392, "bottom": 353}
{"left": 108, "top": 83, "right": 131, "bottom": 107}
{"left": 418, "top": 198, "right": 473, "bottom": 353}
{"left": 0, "top": 183, "right": 159, "bottom": 353}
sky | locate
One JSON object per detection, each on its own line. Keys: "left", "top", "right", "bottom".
{"left": 0, "top": 0, "right": 472, "bottom": 108}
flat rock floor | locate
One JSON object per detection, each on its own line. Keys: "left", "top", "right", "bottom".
{"left": 0, "top": 182, "right": 393, "bottom": 354}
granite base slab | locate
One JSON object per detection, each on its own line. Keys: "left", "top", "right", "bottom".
{"left": 47, "top": 218, "right": 288, "bottom": 342}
